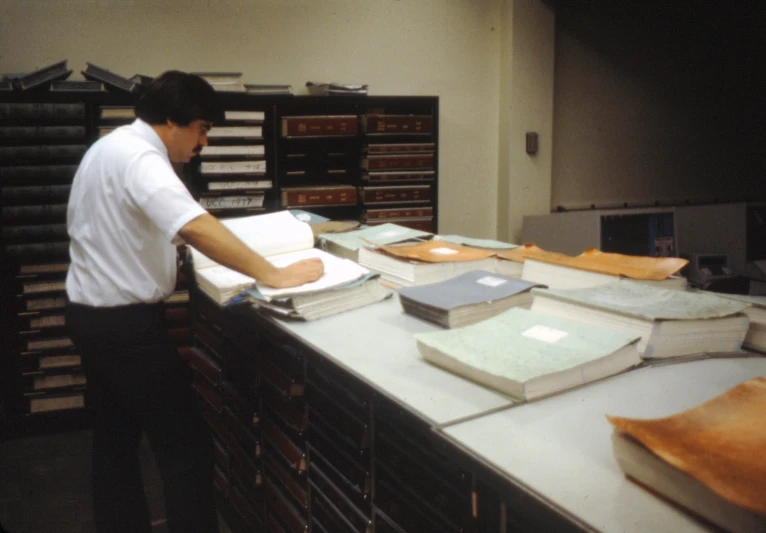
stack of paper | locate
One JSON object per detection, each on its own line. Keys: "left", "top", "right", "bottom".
{"left": 530, "top": 281, "right": 750, "bottom": 359}
{"left": 499, "top": 245, "right": 688, "bottom": 290}
{"left": 414, "top": 308, "right": 641, "bottom": 401}
{"left": 713, "top": 292, "right": 766, "bottom": 352}
{"left": 398, "top": 270, "right": 544, "bottom": 328}
{"left": 358, "top": 240, "right": 497, "bottom": 288}
{"left": 246, "top": 273, "right": 391, "bottom": 321}
{"left": 318, "top": 222, "right": 432, "bottom": 261}
{"left": 608, "top": 378, "right": 766, "bottom": 533}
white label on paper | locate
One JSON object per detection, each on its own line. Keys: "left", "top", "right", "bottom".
{"left": 376, "top": 230, "right": 405, "bottom": 238}
{"left": 521, "top": 325, "right": 568, "bottom": 343}
{"left": 295, "top": 213, "right": 312, "bottom": 222}
{"left": 475, "top": 276, "right": 507, "bottom": 288}
{"left": 429, "top": 247, "right": 458, "bottom": 255}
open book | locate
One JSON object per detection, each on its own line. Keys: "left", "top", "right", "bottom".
{"left": 189, "top": 211, "right": 369, "bottom": 305}
{"left": 608, "top": 378, "right": 766, "bottom": 533}
{"left": 414, "top": 308, "right": 641, "bottom": 401}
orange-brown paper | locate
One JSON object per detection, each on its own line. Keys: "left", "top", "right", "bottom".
{"left": 497, "top": 244, "right": 687, "bottom": 281}
{"left": 607, "top": 378, "right": 766, "bottom": 515}
{"left": 377, "top": 240, "right": 496, "bottom": 263}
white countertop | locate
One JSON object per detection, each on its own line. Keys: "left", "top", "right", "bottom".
{"left": 273, "top": 295, "right": 516, "bottom": 426}
{"left": 440, "top": 356, "right": 766, "bottom": 532}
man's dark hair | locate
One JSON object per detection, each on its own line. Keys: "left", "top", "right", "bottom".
{"left": 135, "top": 70, "right": 225, "bottom": 126}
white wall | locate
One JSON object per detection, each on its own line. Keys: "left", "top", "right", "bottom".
{"left": 0, "top": 0, "right": 505, "bottom": 237}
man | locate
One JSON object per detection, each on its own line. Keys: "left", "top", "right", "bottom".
{"left": 65, "top": 71, "right": 323, "bottom": 533}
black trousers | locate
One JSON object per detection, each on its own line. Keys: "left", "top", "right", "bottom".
{"left": 67, "top": 302, "right": 218, "bottom": 533}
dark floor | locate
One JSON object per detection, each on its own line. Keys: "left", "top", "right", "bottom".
{"left": 0, "top": 430, "right": 231, "bottom": 533}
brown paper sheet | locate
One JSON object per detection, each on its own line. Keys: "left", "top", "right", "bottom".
{"left": 607, "top": 378, "right": 766, "bottom": 515}
{"left": 377, "top": 240, "right": 496, "bottom": 263}
{"left": 497, "top": 244, "right": 687, "bottom": 280}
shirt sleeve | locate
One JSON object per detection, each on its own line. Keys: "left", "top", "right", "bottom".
{"left": 124, "top": 150, "right": 207, "bottom": 243}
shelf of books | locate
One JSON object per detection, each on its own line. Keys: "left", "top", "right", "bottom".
{"left": 0, "top": 87, "right": 194, "bottom": 439}
{"left": 273, "top": 96, "right": 439, "bottom": 232}
{"left": 0, "top": 98, "right": 91, "bottom": 437}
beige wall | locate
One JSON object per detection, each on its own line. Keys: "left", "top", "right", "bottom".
{"left": 0, "top": 0, "right": 509, "bottom": 238}
{"left": 497, "top": 0, "right": 555, "bottom": 242}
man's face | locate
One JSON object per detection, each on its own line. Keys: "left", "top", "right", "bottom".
{"left": 167, "top": 119, "right": 212, "bottom": 163}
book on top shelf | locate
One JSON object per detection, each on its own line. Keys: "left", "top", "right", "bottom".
{"left": 82, "top": 62, "right": 140, "bottom": 93}
{"left": 414, "top": 307, "right": 641, "bottom": 401}
{"left": 530, "top": 281, "right": 750, "bottom": 359}
{"left": 188, "top": 210, "right": 371, "bottom": 306}
{"left": 398, "top": 270, "right": 545, "bottom": 328}
{"left": 244, "top": 84, "right": 293, "bottom": 95}
{"left": 608, "top": 378, "right": 766, "bottom": 533}
{"left": 11, "top": 60, "right": 72, "bottom": 91}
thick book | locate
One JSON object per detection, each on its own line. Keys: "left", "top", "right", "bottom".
{"left": 398, "top": 270, "right": 544, "bottom": 328}
{"left": 360, "top": 185, "right": 431, "bottom": 205}
{"left": 521, "top": 258, "right": 688, "bottom": 291}
{"left": 362, "top": 114, "right": 433, "bottom": 135}
{"left": 1, "top": 204, "right": 68, "bottom": 222}
{"left": 502, "top": 244, "right": 688, "bottom": 289}
{"left": 198, "top": 193, "right": 264, "bottom": 211}
{"left": 361, "top": 153, "right": 435, "bottom": 171}
{"left": 189, "top": 210, "right": 369, "bottom": 305}
{"left": 365, "top": 216, "right": 434, "bottom": 233}
{"left": 714, "top": 293, "right": 766, "bottom": 353}
{"left": 530, "top": 281, "right": 750, "bottom": 359}
{"left": 608, "top": 378, "right": 766, "bottom": 533}
{"left": 246, "top": 273, "right": 391, "bottom": 321}
{"left": 0, "top": 126, "right": 86, "bottom": 141}
{"left": 0, "top": 164, "right": 78, "bottom": 184}
{"left": 244, "top": 84, "right": 293, "bottom": 95}
{"left": 207, "top": 126, "right": 262, "bottom": 140}
{"left": 199, "top": 160, "right": 266, "bottom": 175}
{"left": 0, "top": 103, "right": 85, "bottom": 122}
{"left": 1, "top": 185, "right": 72, "bottom": 203}
{"left": 414, "top": 308, "right": 641, "bottom": 400}
{"left": 364, "top": 206, "right": 434, "bottom": 220}
{"left": 225, "top": 110, "right": 265, "bottom": 123}
{"left": 281, "top": 115, "right": 358, "bottom": 137}
{"left": 0, "top": 145, "right": 87, "bottom": 162}
{"left": 99, "top": 106, "right": 135, "bottom": 121}
{"left": 50, "top": 80, "right": 105, "bottom": 92}
{"left": 280, "top": 185, "right": 358, "bottom": 207}
{"left": 207, "top": 180, "right": 271, "bottom": 191}
{"left": 433, "top": 235, "right": 517, "bottom": 250}
{"left": 82, "top": 62, "right": 140, "bottom": 93}
{"left": 363, "top": 170, "right": 435, "bottom": 183}
{"left": 199, "top": 145, "right": 265, "bottom": 159}
{"left": 12, "top": 60, "right": 72, "bottom": 91}
{"left": 318, "top": 222, "right": 432, "bottom": 261}
{"left": 358, "top": 240, "right": 497, "bottom": 288}
{"left": 366, "top": 142, "right": 435, "bottom": 154}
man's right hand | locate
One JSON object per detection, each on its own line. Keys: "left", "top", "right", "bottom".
{"left": 267, "top": 257, "right": 324, "bottom": 288}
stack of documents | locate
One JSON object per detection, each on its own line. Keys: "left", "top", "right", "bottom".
{"left": 398, "top": 270, "right": 544, "bottom": 328}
